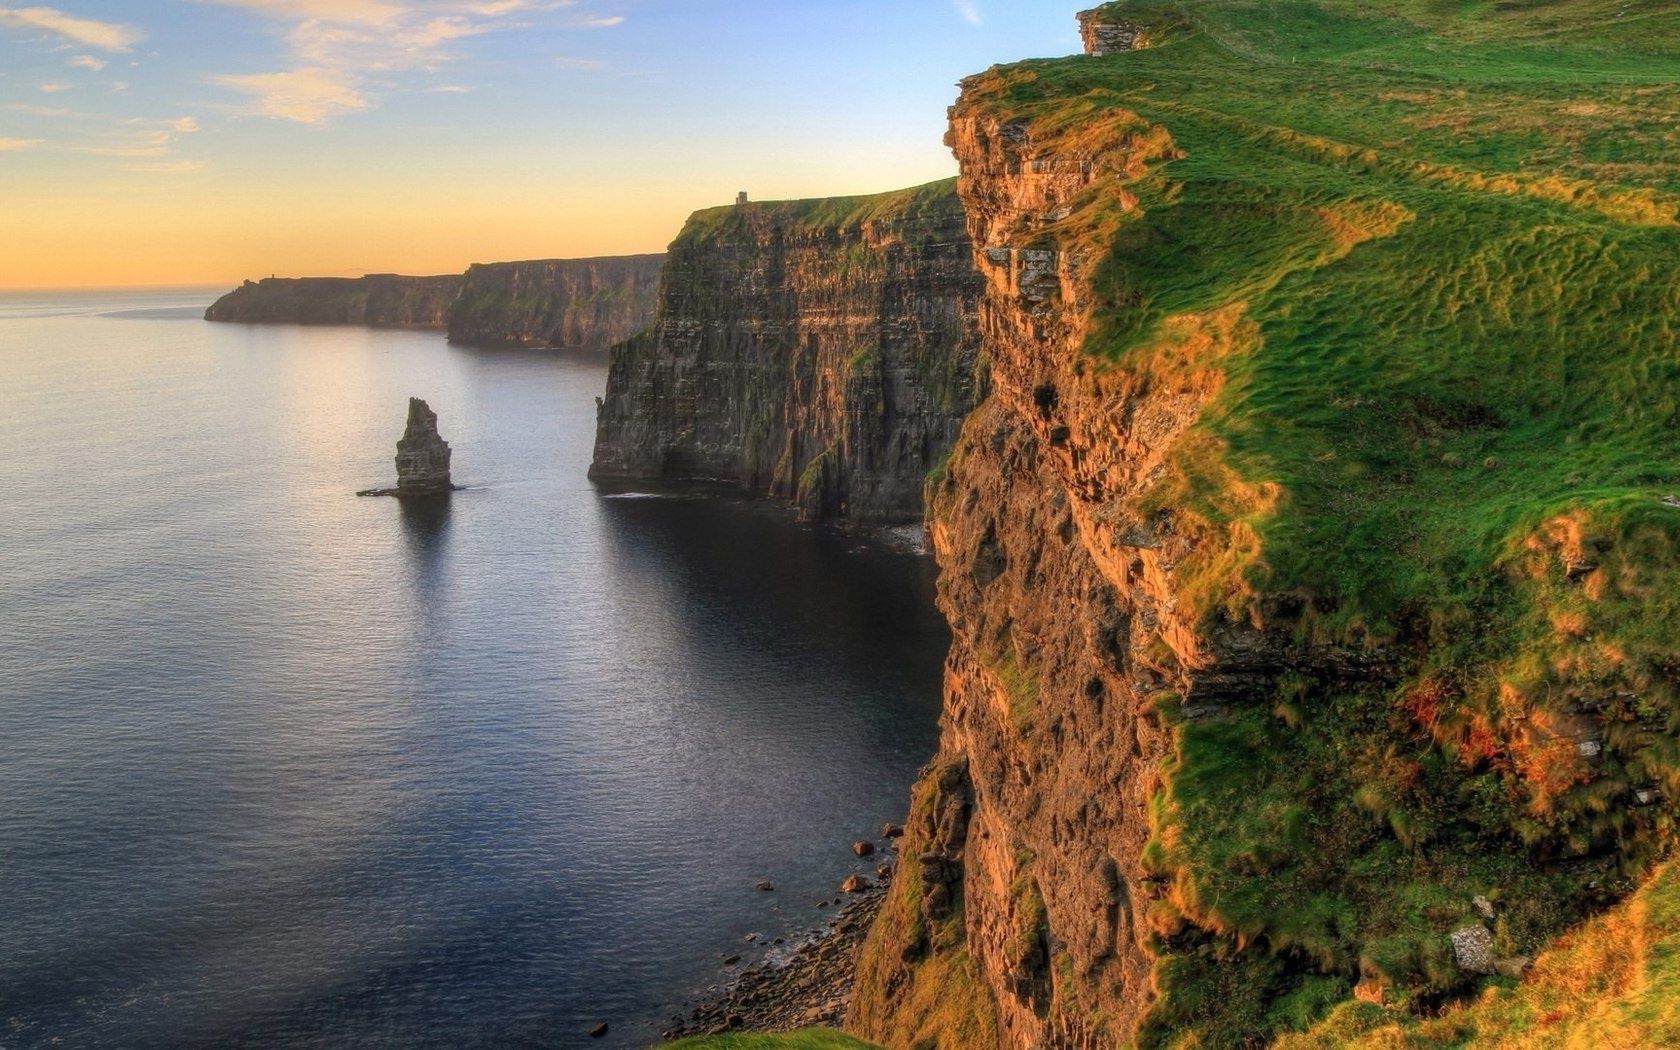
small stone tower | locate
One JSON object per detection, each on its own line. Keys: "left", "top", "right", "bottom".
{"left": 737, "top": 191, "right": 749, "bottom": 206}
{"left": 1078, "top": 7, "right": 1151, "bottom": 55}
{"left": 395, "top": 397, "right": 454, "bottom": 495}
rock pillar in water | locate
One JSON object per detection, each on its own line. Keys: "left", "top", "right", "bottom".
{"left": 395, "top": 397, "right": 453, "bottom": 495}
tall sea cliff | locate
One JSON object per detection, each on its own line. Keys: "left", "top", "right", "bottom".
{"left": 846, "top": 2, "right": 1680, "bottom": 1046}
{"left": 204, "top": 255, "right": 663, "bottom": 351}
{"left": 448, "top": 255, "right": 664, "bottom": 349}
{"left": 589, "top": 180, "right": 984, "bottom": 524}
{"left": 204, "top": 274, "right": 463, "bottom": 330}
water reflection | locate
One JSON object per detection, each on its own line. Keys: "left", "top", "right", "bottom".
{"left": 399, "top": 494, "right": 453, "bottom": 554}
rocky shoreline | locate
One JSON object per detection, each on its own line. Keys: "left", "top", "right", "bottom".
{"left": 659, "top": 886, "right": 886, "bottom": 1042}
{"left": 658, "top": 832, "right": 901, "bottom": 1042}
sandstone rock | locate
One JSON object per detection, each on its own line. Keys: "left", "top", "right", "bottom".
{"left": 841, "top": 875, "right": 871, "bottom": 894}
{"left": 881, "top": 823, "right": 905, "bottom": 839}
{"left": 395, "top": 398, "right": 454, "bottom": 496}
{"left": 588, "top": 1022, "right": 608, "bottom": 1038}
{"left": 1472, "top": 895, "right": 1496, "bottom": 920}
{"left": 1451, "top": 924, "right": 1496, "bottom": 975}
{"left": 756, "top": 880, "right": 775, "bottom": 892}
{"left": 852, "top": 840, "right": 876, "bottom": 857}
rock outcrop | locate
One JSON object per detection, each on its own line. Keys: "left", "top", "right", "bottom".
{"left": 204, "top": 274, "right": 463, "bottom": 329}
{"left": 395, "top": 398, "right": 453, "bottom": 495}
{"left": 589, "top": 179, "right": 985, "bottom": 524}
{"left": 1078, "top": 7, "right": 1152, "bottom": 54}
{"left": 446, "top": 255, "right": 664, "bottom": 349}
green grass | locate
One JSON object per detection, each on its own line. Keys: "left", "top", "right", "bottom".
{"left": 1279, "top": 860, "right": 1680, "bottom": 1046}
{"left": 675, "top": 178, "right": 962, "bottom": 246}
{"left": 955, "top": 2, "right": 1680, "bottom": 1046}
{"left": 662, "top": 1031, "right": 879, "bottom": 1050}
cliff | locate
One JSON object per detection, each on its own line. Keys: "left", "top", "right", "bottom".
{"left": 446, "top": 255, "right": 664, "bottom": 349}
{"left": 852, "top": 2, "right": 1680, "bottom": 1047}
{"left": 589, "top": 180, "right": 984, "bottom": 524}
{"left": 203, "top": 273, "right": 462, "bottom": 328}
{"left": 205, "top": 256, "right": 664, "bottom": 349}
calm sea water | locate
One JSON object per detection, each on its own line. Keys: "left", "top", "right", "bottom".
{"left": 0, "top": 290, "right": 947, "bottom": 1048}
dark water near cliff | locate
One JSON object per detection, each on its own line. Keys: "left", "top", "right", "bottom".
{"left": 0, "top": 290, "right": 947, "bottom": 1048}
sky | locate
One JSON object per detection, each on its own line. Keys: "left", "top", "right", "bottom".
{"left": 0, "top": 1, "right": 1083, "bottom": 288}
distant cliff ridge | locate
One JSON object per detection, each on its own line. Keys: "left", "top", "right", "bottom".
{"left": 204, "top": 274, "right": 463, "bottom": 329}
{"left": 589, "top": 179, "right": 984, "bottom": 524}
{"left": 447, "top": 255, "right": 664, "bottom": 350}
{"left": 205, "top": 255, "right": 665, "bottom": 350}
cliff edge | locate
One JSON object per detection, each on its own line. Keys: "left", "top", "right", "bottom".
{"left": 204, "top": 273, "right": 462, "bottom": 329}
{"left": 205, "top": 255, "right": 664, "bottom": 350}
{"left": 447, "top": 255, "right": 664, "bottom": 349}
{"left": 589, "top": 180, "right": 984, "bottom": 524}
{"left": 853, "top": 2, "right": 1680, "bottom": 1047}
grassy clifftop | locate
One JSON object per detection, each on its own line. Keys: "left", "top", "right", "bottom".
{"left": 674, "top": 179, "right": 964, "bottom": 246}
{"left": 960, "top": 1, "right": 1680, "bottom": 1045}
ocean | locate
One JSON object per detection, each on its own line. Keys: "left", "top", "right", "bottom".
{"left": 0, "top": 289, "right": 946, "bottom": 1048}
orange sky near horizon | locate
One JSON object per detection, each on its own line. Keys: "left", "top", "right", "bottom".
{"left": 0, "top": 1, "right": 1079, "bottom": 290}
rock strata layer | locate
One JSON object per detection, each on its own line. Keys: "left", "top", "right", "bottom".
{"left": 589, "top": 179, "right": 985, "bottom": 524}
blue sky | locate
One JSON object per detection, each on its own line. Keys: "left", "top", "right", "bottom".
{"left": 0, "top": 1, "right": 1084, "bottom": 286}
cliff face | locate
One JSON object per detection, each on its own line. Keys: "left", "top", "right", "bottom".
{"left": 446, "top": 255, "right": 664, "bottom": 349}
{"left": 204, "top": 256, "right": 664, "bottom": 349}
{"left": 855, "top": 3, "right": 1680, "bottom": 1047}
{"left": 204, "top": 274, "right": 462, "bottom": 329}
{"left": 589, "top": 180, "right": 984, "bottom": 524}
{"left": 853, "top": 83, "right": 1187, "bottom": 1050}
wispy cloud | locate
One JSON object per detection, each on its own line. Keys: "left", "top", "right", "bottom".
{"left": 4, "top": 102, "right": 74, "bottom": 116}
{"left": 68, "top": 54, "right": 105, "bottom": 71}
{"left": 952, "top": 0, "right": 981, "bottom": 26}
{"left": 211, "top": 67, "right": 368, "bottom": 124}
{"left": 204, "top": 0, "right": 599, "bottom": 122}
{"left": 73, "top": 116, "right": 202, "bottom": 159}
{"left": 572, "top": 15, "right": 620, "bottom": 28}
{"left": 0, "top": 5, "right": 143, "bottom": 51}
{"left": 38, "top": 82, "right": 70, "bottom": 93}
{"left": 0, "top": 135, "right": 44, "bottom": 151}
{"left": 123, "top": 159, "right": 207, "bottom": 174}
{"left": 428, "top": 83, "right": 474, "bottom": 93}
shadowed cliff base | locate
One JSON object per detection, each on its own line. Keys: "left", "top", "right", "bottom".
{"left": 589, "top": 179, "right": 985, "bottom": 525}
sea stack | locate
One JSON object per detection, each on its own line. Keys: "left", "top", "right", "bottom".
{"left": 395, "top": 398, "right": 453, "bottom": 495}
